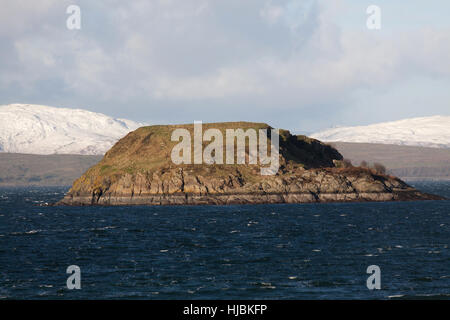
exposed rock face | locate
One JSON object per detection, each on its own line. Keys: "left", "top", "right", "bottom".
{"left": 57, "top": 122, "right": 444, "bottom": 206}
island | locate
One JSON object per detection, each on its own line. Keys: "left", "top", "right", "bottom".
{"left": 57, "top": 122, "right": 444, "bottom": 206}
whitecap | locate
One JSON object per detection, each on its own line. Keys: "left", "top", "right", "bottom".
{"left": 260, "top": 283, "right": 276, "bottom": 289}
{"left": 388, "top": 295, "right": 404, "bottom": 299}
{"left": 25, "top": 230, "right": 41, "bottom": 234}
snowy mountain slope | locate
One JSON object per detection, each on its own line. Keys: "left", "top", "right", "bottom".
{"left": 310, "top": 116, "right": 450, "bottom": 148}
{"left": 0, "top": 104, "right": 145, "bottom": 155}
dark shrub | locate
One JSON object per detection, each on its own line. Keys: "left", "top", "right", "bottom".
{"left": 373, "top": 162, "right": 386, "bottom": 174}
{"left": 342, "top": 158, "right": 353, "bottom": 168}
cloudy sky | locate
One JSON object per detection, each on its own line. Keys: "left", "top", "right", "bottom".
{"left": 1, "top": 0, "right": 450, "bottom": 132}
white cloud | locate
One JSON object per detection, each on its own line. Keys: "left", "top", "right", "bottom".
{"left": 260, "top": 2, "right": 284, "bottom": 25}
{"left": 0, "top": 0, "right": 450, "bottom": 130}
{"left": 0, "top": 0, "right": 64, "bottom": 36}
{"left": 153, "top": 66, "right": 264, "bottom": 100}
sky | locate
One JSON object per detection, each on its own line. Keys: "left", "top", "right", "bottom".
{"left": 1, "top": 0, "right": 450, "bottom": 132}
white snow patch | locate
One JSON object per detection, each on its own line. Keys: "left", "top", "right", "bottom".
{"left": 310, "top": 116, "right": 450, "bottom": 148}
{"left": 0, "top": 104, "right": 145, "bottom": 155}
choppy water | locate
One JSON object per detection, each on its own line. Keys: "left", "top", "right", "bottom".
{"left": 0, "top": 181, "right": 449, "bottom": 299}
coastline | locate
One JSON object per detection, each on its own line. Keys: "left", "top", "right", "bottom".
{"left": 56, "top": 189, "right": 445, "bottom": 206}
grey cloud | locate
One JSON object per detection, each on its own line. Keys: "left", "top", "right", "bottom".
{"left": 0, "top": 0, "right": 449, "bottom": 132}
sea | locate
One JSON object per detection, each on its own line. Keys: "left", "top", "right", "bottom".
{"left": 0, "top": 181, "right": 449, "bottom": 300}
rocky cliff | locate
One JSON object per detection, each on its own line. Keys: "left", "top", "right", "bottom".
{"left": 57, "top": 122, "right": 444, "bottom": 206}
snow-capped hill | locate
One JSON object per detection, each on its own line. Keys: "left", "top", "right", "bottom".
{"left": 0, "top": 104, "right": 145, "bottom": 155}
{"left": 311, "top": 116, "right": 450, "bottom": 148}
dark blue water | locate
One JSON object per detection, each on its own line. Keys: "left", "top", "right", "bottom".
{"left": 0, "top": 182, "right": 449, "bottom": 299}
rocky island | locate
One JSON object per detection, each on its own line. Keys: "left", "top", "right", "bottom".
{"left": 57, "top": 122, "right": 444, "bottom": 206}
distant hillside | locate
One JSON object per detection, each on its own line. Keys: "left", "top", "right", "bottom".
{"left": 332, "top": 142, "right": 450, "bottom": 181}
{"left": 0, "top": 153, "right": 102, "bottom": 186}
{"left": 0, "top": 104, "right": 144, "bottom": 155}
{"left": 1, "top": 140, "right": 449, "bottom": 188}
{"left": 311, "top": 116, "right": 450, "bottom": 148}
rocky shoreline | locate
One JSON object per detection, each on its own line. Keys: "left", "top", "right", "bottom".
{"left": 56, "top": 166, "right": 444, "bottom": 206}
{"left": 57, "top": 190, "right": 443, "bottom": 206}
